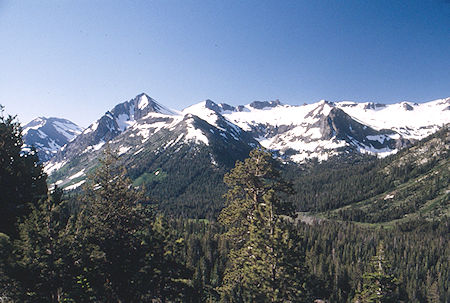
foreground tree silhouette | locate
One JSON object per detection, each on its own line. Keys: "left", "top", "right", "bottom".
{"left": 73, "top": 149, "right": 191, "bottom": 302}
{"left": 218, "top": 148, "right": 312, "bottom": 302}
{"left": 0, "top": 105, "right": 47, "bottom": 236}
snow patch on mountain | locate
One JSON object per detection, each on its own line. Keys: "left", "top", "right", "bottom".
{"left": 184, "top": 116, "right": 209, "bottom": 145}
{"left": 219, "top": 101, "right": 349, "bottom": 161}
{"left": 164, "top": 133, "right": 185, "bottom": 149}
{"left": 131, "top": 115, "right": 182, "bottom": 143}
{"left": 68, "top": 169, "right": 85, "bottom": 180}
{"left": 83, "top": 141, "right": 105, "bottom": 153}
{"left": 138, "top": 94, "right": 149, "bottom": 110}
{"left": 118, "top": 146, "right": 131, "bottom": 155}
{"left": 366, "top": 135, "right": 389, "bottom": 144}
{"left": 116, "top": 113, "right": 135, "bottom": 131}
{"left": 133, "top": 147, "right": 144, "bottom": 155}
{"left": 44, "top": 160, "right": 68, "bottom": 174}
{"left": 359, "top": 145, "right": 398, "bottom": 158}
{"left": 183, "top": 101, "right": 231, "bottom": 130}
{"left": 183, "top": 101, "right": 220, "bottom": 127}
{"left": 65, "top": 180, "right": 86, "bottom": 191}
{"left": 83, "top": 121, "right": 99, "bottom": 134}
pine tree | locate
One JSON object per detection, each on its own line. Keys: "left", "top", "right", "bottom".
{"left": 218, "top": 148, "right": 311, "bottom": 302}
{"left": 0, "top": 105, "right": 47, "bottom": 236}
{"left": 353, "top": 242, "right": 400, "bottom": 303}
{"left": 73, "top": 148, "right": 191, "bottom": 302}
{"left": 14, "top": 187, "right": 75, "bottom": 302}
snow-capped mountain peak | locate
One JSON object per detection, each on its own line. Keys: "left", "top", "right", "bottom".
{"left": 82, "top": 93, "right": 178, "bottom": 135}
{"left": 182, "top": 100, "right": 222, "bottom": 126}
{"left": 134, "top": 93, "right": 177, "bottom": 116}
{"left": 22, "top": 117, "right": 83, "bottom": 162}
{"left": 53, "top": 94, "right": 181, "bottom": 165}
{"left": 22, "top": 117, "right": 47, "bottom": 134}
{"left": 137, "top": 93, "right": 149, "bottom": 110}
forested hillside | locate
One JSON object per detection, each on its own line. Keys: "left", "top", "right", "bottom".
{"left": 285, "top": 125, "right": 449, "bottom": 225}
{"left": 172, "top": 217, "right": 449, "bottom": 302}
{"left": 1, "top": 107, "right": 448, "bottom": 302}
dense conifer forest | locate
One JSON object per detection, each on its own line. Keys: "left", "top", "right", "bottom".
{"left": 1, "top": 107, "right": 448, "bottom": 302}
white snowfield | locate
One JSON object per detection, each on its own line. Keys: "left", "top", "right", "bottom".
{"left": 217, "top": 98, "right": 449, "bottom": 160}
{"left": 223, "top": 100, "right": 334, "bottom": 129}
{"left": 44, "top": 160, "right": 67, "bottom": 175}
{"left": 221, "top": 99, "right": 449, "bottom": 138}
{"left": 335, "top": 98, "right": 449, "bottom": 139}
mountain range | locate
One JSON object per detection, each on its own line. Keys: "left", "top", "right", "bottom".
{"left": 20, "top": 93, "right": 446, "bottom": 191}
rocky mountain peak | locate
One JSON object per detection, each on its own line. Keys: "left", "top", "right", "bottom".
{"left": 249, "top": 99, "right": 282, "bottom": 109}
{"left": 402, "top": 102, "right": 414, "bottom": 111}
{"left": 22, "top": 117, "right": 83, "bottom": 162}
{"left": 204, "top": 99, "right": 222, "bottom": 113}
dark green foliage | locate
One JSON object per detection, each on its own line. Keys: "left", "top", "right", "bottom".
{"left": 353, "top": 242, "right": 399, "bottom": 303}
{"left": 0, "top": 106, "right": 47, "bottom": 236}
{"left": 2, "top": 148, "right": 195, "bottom": 302}
{"left": 297, "top": 219, "right": 449, "bottom": 302}
{"left": 132, "top": 169, "right": 167, "bottom": 187}
{"left": 218, "top": 148, "right": 312, "bottom": 302}
{"left": 0, "top": 232, "right": 19, "bottom": 301}
{"left": 162, "top": 216, "right": 449, "bottom": 303}
{"left": 284, "top": 155, "right": 385, "bottom": 212}
{"left": 169, "top": 219, "right": 228, "bottom": 302}
{"left": 285, "top": 125, "right": 449, "bottom": 224}
{"left": 14, "top": 187, "right": 75, "bottom": 302}
{"left": 72, "top": 149, "right": 192, "bottom": 302}
{"left": 126, "top": 144, "right": 230, "bottom": 219}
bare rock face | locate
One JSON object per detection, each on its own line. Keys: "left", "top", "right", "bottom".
{"left": 402, "top": 102, "right": 414, "bottom": 111}
{"left": 249, "top": 100, "right": 281, "bottom": 109}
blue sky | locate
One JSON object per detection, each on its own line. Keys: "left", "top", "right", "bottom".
{"left": 0, "top": 0, "right": 449, "bottom": 127}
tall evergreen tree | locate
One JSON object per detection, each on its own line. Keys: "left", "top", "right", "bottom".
{"left": 353, "top": 242, "right": 400, "bottom": 303}
{"left": 0, "top": 105, "right": 47, "bottom": 236}
{"left": 14, "top": 187, "right": 75, "bottom": 302}
{"left": 218, "top": 148, "right": 311, "bottom": 302}
{"left": 73, "top": 148, "right": 191, "bottom": 302}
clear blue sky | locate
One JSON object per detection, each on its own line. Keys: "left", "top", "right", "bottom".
{"left": 0, "top": 0, "right": 449, "bottom": 127}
